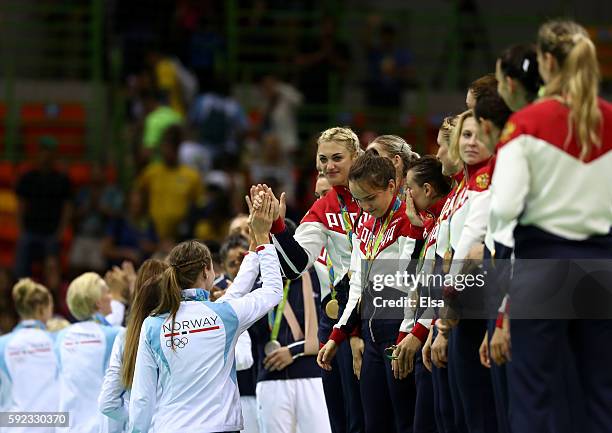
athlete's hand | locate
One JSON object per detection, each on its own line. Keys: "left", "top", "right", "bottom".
{"left": 249, "top": 184, "right": 266, "bottom": 211}
{"left": 317, "top": 340, "right": 338, "bottom": 371}
{"left": 350, "top": 336, "right": 364, "bottom": 379}
{"left": 262, "top": 185, "right": 286, "bottom": 221}
{"left": 264, "top": 347, "right": 294, "bottom": 372}
{"left": 405, "top": 190, "right": 424, "bottom": 227}
{"left": 392, "top": 334, "right": 422, "bottom": 379}
{"left": 250, "top": 192, "right": 273, "bottom": 243}
{"left": 479, "top": 331, "right": 491, "bottom": 368}
{"left": 490, "top": 315, "right": 511, "bottom": 366}
{"left": 431, "top": 332, "right": 449, "bottom": 368}
{"left": 436, "top": 311, "right": 459, "bottom": 334}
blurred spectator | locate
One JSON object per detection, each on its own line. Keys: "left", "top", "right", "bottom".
{"left": 179, "top": 131, "right": 213, "bottom": 180}
{"left": 0, "top": 268, "right": 18, "bottom": 334}
{"left": 136, "top": 125, "right": 203, "bottom": 241}
{"left": 364, "top": 19, "right": 415, "bottom": 107}
{"left": 249, "top": 134, "right": 296, "bottom": 205}
{"left": 145, "top": 47, "right": 188, "bottom": 116}
{"left": 42, "top": 254, "right": 71, "bottom": 319}
{"left": 432, "top": 0, "right": 493, "bottom": 88}
{"left": 69, "top": 165, "right": 123, "bottom": 274}
{"left": 186, "top": 173, "right": 232, "bottom": 243}
{"left": 295, "top": 15, "right": 351, "bottom": 105}
{"left": 140, "top": 89, "right": 183, "bottom": 161}
{"left": 189, "top": 77, "right": 249, "bottom": 165}
{"left": 102, "top": 189, "right": 158, "bottom": 268}
{"left": 112, "top": 0, "right": 175, "bottom": 76}
{"left": 171, "top": 0, "right": 222, "bottom": 68}
{"left": 258, "top": 74, "right": 303, "bottom": 157}
{"left": 14, "top": 137, "right": 72, "bottom": 279}
{"left": 189, "top": 16, "right": 225, "bottom": 92}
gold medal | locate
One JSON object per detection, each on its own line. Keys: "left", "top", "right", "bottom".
{"left": 443, "top": 249, "right": 453, "bottom": 273}
{"left": 264, "top": 340, "right": 282, "bottom": 356}
{"left": 325, "top": 299, "right": 339, "bottom": 319}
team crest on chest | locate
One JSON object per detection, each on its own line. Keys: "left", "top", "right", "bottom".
{"left": 476, "top": 173, "right": 490, "bottom": 189}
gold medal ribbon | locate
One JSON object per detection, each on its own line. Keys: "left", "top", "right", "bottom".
{"left": 365, "top": 198, "right": 401, "bottom": 280}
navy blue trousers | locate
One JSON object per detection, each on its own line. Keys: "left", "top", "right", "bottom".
{"left": 446, "top": 330, "right": 469, "bottom": 433}
{"left": 486, "top": 319, "right": 510, "bottom": 433}
{"left": 508, "top": 319, "right": 612, "bottom": 433}
{"left": 360, "top": 322, "right": 416, "bottom": 433}
{"left": 320, "top": 303, "right": 364, "bottom": 433}
{"left": 507, "top": 225, "right": 612, "bottom": 433}
{"left": 448, "top": 320, "right": 497, "bottom": 433}
{"left": 414, "top": 353, "right": 437, "bottom": 433}
{"left": 431, "top": 327, "right": 463, "bottom": 433}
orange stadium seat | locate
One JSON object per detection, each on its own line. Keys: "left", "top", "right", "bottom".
{"left": 20, "top": 103, "right": 87, "bottom": 158}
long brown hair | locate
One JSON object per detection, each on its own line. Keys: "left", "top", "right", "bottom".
{"left": 154, "top": 240, "right": 212, "bottom": 350}
{"left": 538, "top": 19, "right": 602, "bottom": 158}
{"left": 348, "top": 150, "right": 397, "bottom": 189}
{"left": 121, "top": 259, "right": 168, "bottom": 389}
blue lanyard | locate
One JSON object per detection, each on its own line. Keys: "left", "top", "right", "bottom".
{"left": 181, "top": 288, "right": 210, "bottom": 302}
{"left": 91, "top": 313, "right": 111, "bottom": 326}
{"left": 15, "top": 320, "right": 46, "bottom": 331}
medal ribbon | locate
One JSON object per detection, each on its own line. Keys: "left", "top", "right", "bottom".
{"left": 417, "top": 204, "right": 446, "bottom": 273}
{"left": 416, "top": 233, "right": 430, "bottom": 273}
{"left": 365, "top": 197, "right": 401, "bottom": 279}
{"left": 444, "top": 177, "right": 466, "bottom": 258}
{"left": 336, "top": 193, "right": 355, "bottom": 248}
{"left": 92, "top": 312, "right": 111, "bottom": 326}
{"left": 325, "top": 253, "right": 337, "bottom": 302}
{"left": 268, "top": 279, "right": 291, "bottom": 342}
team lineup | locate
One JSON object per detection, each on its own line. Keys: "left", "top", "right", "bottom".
{"left": 1, "top": 18, "right": 612, "bottom": 433}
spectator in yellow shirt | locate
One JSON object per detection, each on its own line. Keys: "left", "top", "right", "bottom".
{"left": 136, "top": 125, "right": 203, "bottom": 241}
{"left": 146, "top": 48, "right": 186, "bottom": 116}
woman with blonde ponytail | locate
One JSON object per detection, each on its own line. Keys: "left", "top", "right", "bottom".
{"left": 128, "top": 192, "right": 283, "bottom": 433}
{"left": 0, "top": 279, "right": 57, "bottom": 433}
{"left": 537, "top": 20, "right": 602, "bottom": 157}
{"left": 489, "top": 19, "right": 612, "bottom": 433}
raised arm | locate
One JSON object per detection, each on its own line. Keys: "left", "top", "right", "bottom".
{"left": 227, "top": 191, "right": 283, "bottom": 332}
{"left": 251, "top": 184, "right": 327, "bottom": 279}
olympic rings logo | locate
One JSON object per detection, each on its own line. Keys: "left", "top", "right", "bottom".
{"left": 166, "top": 336, "right": 189, "bottom": 349}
